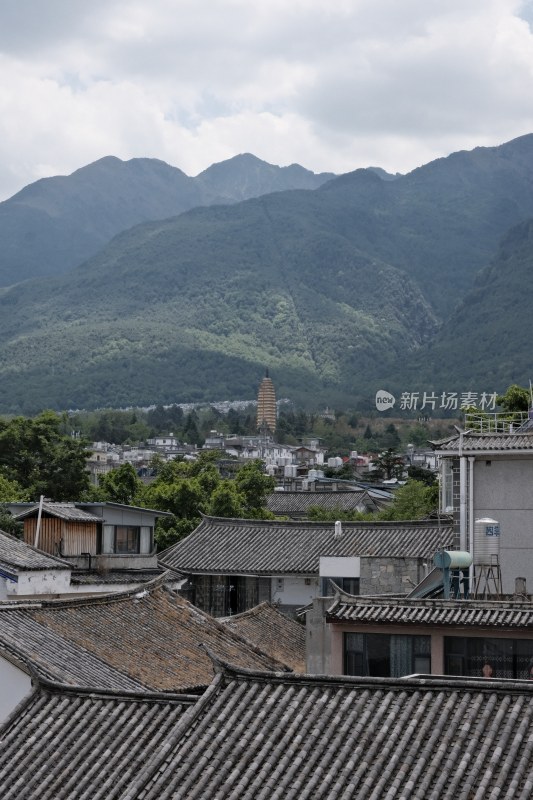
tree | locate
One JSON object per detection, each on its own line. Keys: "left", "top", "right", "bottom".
{"left": 0, "top": 504, "right": 23, "bottom": 537}
{"left": 208, "top": 481, "right": 245, "bottom": 517}
{"left": 370, "top": 449, "right": 405, "bottom": 481}
{"left": 497, "top": 384, "right": 530, "bottom": 412}
{"left": 97, "top": 463, "right": 143, "bottom": 505}
{"left": 234, "top": 460, "right": 275, "bottom": 517}
{"left": 406, "top": 465, "right": 437, "bottom": 486}
{"left": 0, "top": 411, "right": 90, "bottom": 500}
{"left": 380, "top": 480, "right": 438, "bottom": 521}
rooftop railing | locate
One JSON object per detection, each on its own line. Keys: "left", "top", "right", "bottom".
{"left": 464, "top": 411, "right": 530, "bottom": 434}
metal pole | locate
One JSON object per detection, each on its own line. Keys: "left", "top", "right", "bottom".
{"left": 34, "top": 494, "right": 44, "bottom": 548}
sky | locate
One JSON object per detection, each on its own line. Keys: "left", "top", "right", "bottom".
{"left": 1, "top": 0, "right": 533, "bottom": 200}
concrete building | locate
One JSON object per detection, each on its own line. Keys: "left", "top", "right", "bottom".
{"left": 433, "top": 412, "right": 533, "bottom": 593}
{"left": 307, "top": 591, "right": 533, "bottom": 681}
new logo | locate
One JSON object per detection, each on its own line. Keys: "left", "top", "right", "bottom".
{"left": 376, "top": 390, "right": 396, "bottom": 411}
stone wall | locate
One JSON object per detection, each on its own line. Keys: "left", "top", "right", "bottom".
{"left": 360, "top": 557, "right": 423, "bottom": 594}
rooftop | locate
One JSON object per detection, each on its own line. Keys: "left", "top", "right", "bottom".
{"left": 266, "top": 490, "right": 379, "bottom": 517}
{"left": 221, "top": 602, "right": 306, "bottom": 672}
{"left": 325, "top": 593, "right": 533, "bottom": 628}
{"left": 159, "top": 516, "right": 454, "bottom": 575}
{"left": 102, "top": 665, "right": 533, "bottom": 798}
{"left": 0, "top": 578, "right": 291, "bottom": 692}
{"left": 0, "top": 680, "right": 197, "bottom": 800}
{"left": 433, "top": 427, "right": 533, "bottom": 454}
{"left": 0, "top": 529, "right": 71, "bottom": 577}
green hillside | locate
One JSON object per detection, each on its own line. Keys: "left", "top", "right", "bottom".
{"left": 414, "top": 218, "right": 533, "bottom": 389}
{"left": 0, "top": 154, "right": 334, "bottom": 286}
{"left": 2, "top": 134, "right": 533, "bottom": 412}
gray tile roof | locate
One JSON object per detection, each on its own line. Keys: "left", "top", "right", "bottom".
{"left": 123, "top": 665, "right": 533, "bottom": 799}
{"left": 0, "top": 529, "right": 71, "bottom": 576}
{"left": 433, "top": 432, "right": 533, "bottom": 453}
{"left": 266, "top": 490, "right": 378, "bottom": 517}
{"left": 0, "top": 681, "right": 197, "bottom": 800}
{"left": 4, "top": 665, "right": 533, "bottom": 798}
{"left": 221, "top": 602, "right": 306, "bottom": 672}
{"left": 14, "top": 502, "right": 101, "bottom": 522}
{"left": 326, "top": 594, "right": 533, "bottom": 628}
{"left": 70, "top": 569, "right": 166, "bottom": 585}
{"left": 0, "top": 608, "right": 147, "bottom": 691}
{"left": 0, "top": 579, "right": 291, "bottom": 693}
{"left": 159, "top": 516, "right": 454, "bottom": 575}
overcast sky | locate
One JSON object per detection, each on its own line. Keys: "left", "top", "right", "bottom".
{"left": 1, "top": 0, "right": 533, "bottom": 200}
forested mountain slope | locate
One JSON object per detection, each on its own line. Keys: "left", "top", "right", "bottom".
{"left": 0, "top": 154, "right": 333, "bottom": 286}
{"left": 2, "top": 134, "right": 533, "bottom": 412}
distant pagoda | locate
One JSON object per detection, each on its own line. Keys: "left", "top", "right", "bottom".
{"left": 256, "top": 370, "right": 276, "bottom": 434}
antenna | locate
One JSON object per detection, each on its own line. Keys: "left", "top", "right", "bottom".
{"left": 529, "top": 379, "right": 533, "bottom": 410}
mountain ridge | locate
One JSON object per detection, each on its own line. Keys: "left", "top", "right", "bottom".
{"left": 2, "top": 135, "right": 533, "bottom": 412}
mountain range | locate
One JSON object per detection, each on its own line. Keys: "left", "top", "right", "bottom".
{"left": 1, "top": 137, "right": 533, "bottom": 414}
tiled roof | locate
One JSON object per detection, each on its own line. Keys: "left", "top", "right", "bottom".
{"left": 266, "top": 490, "right": 378, "bottom": 517}
{"left": 123, "top": 665, "right": 533, "bottom": 799}
{"left": 159, "top": 516, "right": 453, "bottom": 575}
{"left": 221, "top": 603, "right": 306, "bottom": 672}
{"left": 0, "top": 529, "right": 71, "bottom": 575}
{"left": 4, "top": 666, "right": 533, "bottom": 798}
{"left": 0, "top": 608, "right": 146, "bottom": 691}
{"left": 70, "top": 569, "right": 166, "bottom": 585}
{"left": 0, "top": 579, "right": 290, "bottom": 693}
{"left": 0, "top": 681, "right": 196, "bottom": 800}
{"left": 434, "top": 432, "right": 533, "bottom": 453}
{"left": 14, "top": 502, "right": 101, "bottom": 522}
{"left": 326, "top": 594, "right": 533, "bottom": 627}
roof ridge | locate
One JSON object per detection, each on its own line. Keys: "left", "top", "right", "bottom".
{"left": 28, "top": 571, "right": 170, "bottom": 609}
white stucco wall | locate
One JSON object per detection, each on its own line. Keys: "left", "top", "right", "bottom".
{"left": 9, "top": 569, "right": 72, "bottom": 597}
{"left": 319, "top": 557, "right": 360, "bottom": 578}
{"left": 0, "top": 657, "right": 32, "bottom": 723}
{"left": 270, "top": 575, "right": 320, "bottom": 607}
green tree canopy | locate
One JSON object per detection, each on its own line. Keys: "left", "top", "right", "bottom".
{"left": 497, "top": 384, "right": 530, "bottom": 412}
{"left": 234, "top": 459, "right": 275, "bottom": 518}
{"left": 96, "top": 463, "right": 143, "bottom": 505}
{"left": 0, "top": 411, "right": 90, "bottom": 500}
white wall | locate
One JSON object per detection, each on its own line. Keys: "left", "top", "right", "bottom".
{"left": 0, "top": 656, "right": 32, "bottom": 723}
{"left": 270, "top": 575, "right": 320, "bottom": 607}
{"left": 320, "top": 557, "right": 360, "bottom": 579}
{"left": 10, "top": 569, "right": 72, "bottom": 597}
{"left": 473, "top": 458, "right": 533, "bottom": 593}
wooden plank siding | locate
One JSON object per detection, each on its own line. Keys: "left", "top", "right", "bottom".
{"left": 24, "top": 518, "right": 99, "bottom": 556}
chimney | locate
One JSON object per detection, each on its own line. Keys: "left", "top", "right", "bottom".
{"left": 514, "top": 576, "right": 527, "bottom": 599}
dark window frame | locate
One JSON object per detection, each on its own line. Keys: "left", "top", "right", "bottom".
{"left": 344, "top": 632, "right": 431, "bottom": 677}
{"left": 114, "top": 525, "right": 141, "bottom": 554}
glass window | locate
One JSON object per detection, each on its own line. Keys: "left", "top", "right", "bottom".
{"left": 344, "top": 633, "right": 431, "bottom": 677}
{"left": 115, "top": 526, "right": 140, "bottom": 554}
{"left": 444, "top": 636, "right": 533, "bottom": 679}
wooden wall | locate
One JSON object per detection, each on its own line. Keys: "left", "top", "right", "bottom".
{"left": 24, "top": 518, "right": 98, "bottom": 556}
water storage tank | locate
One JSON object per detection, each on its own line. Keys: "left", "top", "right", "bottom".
{"left": 474, "top": 518, "right": 500, "bottom": 565}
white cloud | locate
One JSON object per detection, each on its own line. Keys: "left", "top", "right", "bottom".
{"left": 0, "top": 0, "right": 532, "bottom": 198}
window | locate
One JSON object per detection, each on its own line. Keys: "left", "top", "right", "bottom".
{"left": 321, "top": 577, "right": 360, "bottom": 596}
{"left": 444, "top": 636, "right": 533, "bottom": 679}
{"left": 344, "top": 633, "right": 431, "bottom": 677}
{"left": 115, "top": 526, "right": 140, "bottom": 554}
{"left": 441, "top": 458, "right": 453, "bottom": 512}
